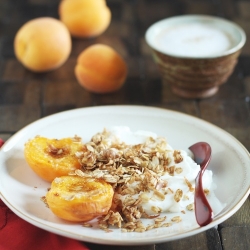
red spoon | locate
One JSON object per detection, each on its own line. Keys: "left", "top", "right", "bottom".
{"left": 0, "top": 138, "right": 4, "bottom": 148}
{"left": 189, "top": 142, "right": 213, "bottom": 226}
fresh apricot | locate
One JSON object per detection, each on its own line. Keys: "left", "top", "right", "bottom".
{"left": 46, "top": 176, "right": 114, "bottom": 222}
{"left": 24, "top": 136, "right": 82, "bottom": 182}
{"left": 59, "top": 0, "right": 111, "bottom": 38}
{"left": 75, "top": 44, "right": 127, "bottom": 93}
{"left": 14, "top": 17, "right": 71, "bottom": 72}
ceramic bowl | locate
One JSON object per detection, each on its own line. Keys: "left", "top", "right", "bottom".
{"left": 145, "top": 15, "right": 246, "bottom": 99}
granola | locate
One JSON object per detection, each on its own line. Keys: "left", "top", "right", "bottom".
{"left": 70, "top": 126, "right": 213, "bottom": 232}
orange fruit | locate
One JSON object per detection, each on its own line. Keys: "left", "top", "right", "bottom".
{"left": 46, "top": 176, "right": 114, "bottom": 222}
{"left": 59, "top": 0, "right": 111, "bottom": 38}
{"left": 24, "top": 136, "right": 82, "bottom": 182}
{"left": 75, "top": 44, "right": 127, "bottom": 93}
{"left": 14, "top": 17, "right": 71, "bottom": 72}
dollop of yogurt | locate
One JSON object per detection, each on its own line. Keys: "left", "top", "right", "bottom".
{"left": 109, "top": 126, "right": 214, "bottom": 214}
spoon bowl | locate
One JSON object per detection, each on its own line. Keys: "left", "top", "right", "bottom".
{"left": 189, "top": 142, "right": 213, "bottom": 226}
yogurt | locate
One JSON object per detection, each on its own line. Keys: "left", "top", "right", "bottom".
{"left": 145, "top": 15, "right": 246, "bottom": 59}
{"left": 106, "top": 126, "right": 214, "bottom": 214}
{"left": 155, "top": 23, "right": 234, "bottom": 57}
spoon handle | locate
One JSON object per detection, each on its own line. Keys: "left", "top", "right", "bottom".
{"left": 195, "top": 169, "right": 213, "bottom": 226}
{"left": 189, "top": 142, "right": 213, "bottom": 226}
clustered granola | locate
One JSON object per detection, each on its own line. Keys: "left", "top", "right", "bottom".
{"left": 68, "top": 129, "right": 197, "bottom": 232}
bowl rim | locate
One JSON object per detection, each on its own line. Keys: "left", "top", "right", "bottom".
{"left": 145, "top": 14, "right": 246, "bottom": 59}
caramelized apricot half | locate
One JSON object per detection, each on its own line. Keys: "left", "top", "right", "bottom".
{"left": 46, "top": 176, "right": 114, "bottom": 222}
{"left": 24, "top": 136, "right": 82, "bottom": 182}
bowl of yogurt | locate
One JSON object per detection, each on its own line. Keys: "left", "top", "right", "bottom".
{"left": 145, "top": 15, "right": 246, "bottom": 99}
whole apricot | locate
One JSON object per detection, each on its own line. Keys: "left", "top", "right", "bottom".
{"left": 14, "top": 17, "right": 71, "bottom": 72}
{"left": 75, "top": 44, "right": 127, "bottom": 93}
{"left": 59, "top": 0, "right": 111, "bottom": 38}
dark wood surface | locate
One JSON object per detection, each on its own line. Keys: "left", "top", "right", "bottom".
{"left": 0, "top": 0, "right": 249, "bottom": 249}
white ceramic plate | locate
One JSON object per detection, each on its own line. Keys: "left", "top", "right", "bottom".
{"left": 0, "top": 105, "right": 249, "bottom": 245}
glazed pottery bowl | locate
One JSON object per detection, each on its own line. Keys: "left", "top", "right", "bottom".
{"left": 145, "top": 15, "right": 246, "bottom": 99}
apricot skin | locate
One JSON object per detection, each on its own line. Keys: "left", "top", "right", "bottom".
{"left": 46, "top": 176, "right": 114, "bottom": 222}
{"left": 14, "top": 17, "right": 71, "bottom": 72}
{"left": 59, "top": 0, "right": 111, "bottom": 38}
{"left": 75, "top": 44, "right": 127, "bottom": 93}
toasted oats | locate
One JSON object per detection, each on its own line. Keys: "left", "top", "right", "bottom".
{"left": 41, "top": 196, "right": 48, "bottom": 207}
{"left": 153, "top": 189, "right": 165, "bottom": 201}
{"left": 168, "top": 166, "right": 175, "bottom": 176}
{"left": 107, "top": 211, "right": 123, "bottom": 228}
{"left": 204, "top": 188, "right": 210, "bottom": 195}
{"left": 103, "top": 175, "right": 119, "bottom": 183}
{"left": 139, "top": 192, "right": 150, "bottom": 202}
{"left": 171, "top": 216, "right": 182, "bottom": 223}
{"left": 174, "top": 189, "right": 183, "bottom": 202}
{"left": 135, "top": 227, "right": 146, "bottom": 232}
{"left": 162, "top": 222, "right": 172, "bottom": 227}
{"left": 82, "top": 223, "right": 92, "bottom": 227}
{"left": 173, "top": 150, "right": 183, "bottom": 163}
{"left": 184, "top": 177, "right": 194, "bottom": 192}
{"left": 47, "top": 144, "right": 69, "bottom": 156}
{"left": 136, "top": 220, "right": 144, "bottom": 227}
{"left": 154, "top": 222, "right": 162, "bottom": 228}
{"left": 186, "top": 203, "right": 194, "bottom": 211}
{"left": 123, "top": 221, "right": 136, "bottom": 230}
{"left": 146, "top": 224, "right": 155, "bottom": 231}
{"left": 123, "top": 196, "right": 137, "bottom": 206}
{"left": 75, "top": 151, "right": 84, "bottom": 158}
{"left": 154, "top": 216, "right": 167, "bottom": 223}
{"left": 98, "top": 220, "right": 109, "bottom": 230}
{"left": 175, "top": 167, "right": 183, "bottom": 174}
{"left": 72, "top": 135, "right": 82, "bottom": 142}
{"left": 151, "top": 206, "right": 162, "bottom": 214}
{"left": 86, "top": 144, "right": 95, "bottom": 152}
{"left": 70, "top": 128, "right": 204, "bottom": 232}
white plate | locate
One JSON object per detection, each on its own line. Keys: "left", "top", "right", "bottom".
{"left": 0, "top": 105, "right": 249, "bottom": 245}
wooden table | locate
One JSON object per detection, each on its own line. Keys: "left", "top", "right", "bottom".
{"left": 0, "top": 0, "right": 249, "bottom": 249}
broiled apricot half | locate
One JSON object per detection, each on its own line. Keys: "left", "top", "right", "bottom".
{"left": 46, "top": 176, "right": 114, "bottom": 222}
{"left": 24, "top": 136, "right": 82, "bottom": 182}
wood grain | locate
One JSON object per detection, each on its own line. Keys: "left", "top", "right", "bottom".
{"left": 0, "top": 0, "right": 249, "bottom": 249}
